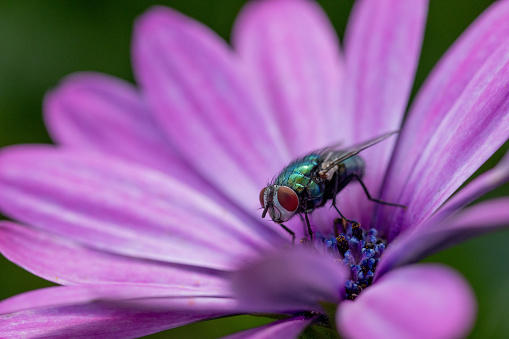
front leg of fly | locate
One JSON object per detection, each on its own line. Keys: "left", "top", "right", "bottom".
{"left": 298, "top": 211, "right": 313, "bottom": 241}
{"left": 303, "top": 211, "right": 312, "bottom": 240}
{"left": 296, "top": 194, "right": 314, "bottom": 241}
{"left": 279, "top": 224, "right": 295, "bottom": 244}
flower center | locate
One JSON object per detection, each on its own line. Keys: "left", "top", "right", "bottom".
{"left": 303, "top": 218, "right": 386, "bottom": 300}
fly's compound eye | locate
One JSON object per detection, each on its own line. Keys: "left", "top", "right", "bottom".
{"left": 259, "top": 187, "right": 267, "bottom": 207}
{"left": 276, "top": 186, "right": 299, "bottom": 212}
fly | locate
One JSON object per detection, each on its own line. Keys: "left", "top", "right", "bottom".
{"left": 259, "top": 131, "right": 405, "bottom": 242}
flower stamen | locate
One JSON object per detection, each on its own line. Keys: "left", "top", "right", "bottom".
{"left": 304, "top": 218, "right": 387, "bottom": 300}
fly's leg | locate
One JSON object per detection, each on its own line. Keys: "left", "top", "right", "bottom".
{"left": 298, "top": 214, "right": 307, "bottom": 238}
{"left": 332, "top": 204, "right": 348, "bottom": 220}
{"left": 331, "top": 173, "right": 356, "bottom": 224}
{"left": 298, "top": 198, "right": 314, "bottom": 240}
{"left": 280, "top": 224, "right": 295, "bottom": 244}
{"left": 304, "top": 211, "right": 313, "bottom": 240}
{"left": 298, "top": 212, "right": 314, "bottom": 240}
{"left": 352, "top": 174, "right": 406, "bottom": 209}
{"left": 331, "top": 194, "right": 356, "bottom": 224}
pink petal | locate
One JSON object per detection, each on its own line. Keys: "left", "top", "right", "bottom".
{"left": 231, "top": 248, "right": 348, "bottom": 313}
{"left": 132, "top": 6, "right": 288, "bottom": 215}
{"left": 431, "top": 150, "right": 509, "bottom": 222}
{"left": 0, "top": 285, "right": 236, "bottom": 338}
{"left": 391, "top": 43, "right": 509, "bottom": 238}
{"left": 45, "top": 72, "right": 184, "bottom": 176}
{"left": 222, "top": 316, "right": 314, "bottom": 339}
{"left": 376, "top": 197, "right": 509, "bottom": 279}
{"left": 337, "top": 0, "right": 428, "bottom": 224}
{"left": 0, "top": 284, "right": 233, "bottom": 315}
{"left": 0, "top": 221, "right": 230, "bottom": 293}
{"left": 1, "top": 307, "right": 214, "bottom": 339}
{"left": 0, "top": 146, "right": 282, "bottom": 270}
{"left": 44, "top": 72, "right": 257, "bottom": 235}
{"left": 233, "top": 0, "right": 343, "bottom": 155}
{"left": 337, "top": 265, "right": 476, "bottom": 339}
{"left": 380, "top": 1, "right": 509, "bottom": 238}
{"left": 342, "top": 0, "right": 427, "bottom": 139}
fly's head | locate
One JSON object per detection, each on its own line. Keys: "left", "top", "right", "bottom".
{"left": 259, "top": 185, "right": 299, "bottom": 223}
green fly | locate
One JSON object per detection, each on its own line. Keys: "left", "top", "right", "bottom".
{"left": 259, "top": 131, "right": 405, "bottom": 242}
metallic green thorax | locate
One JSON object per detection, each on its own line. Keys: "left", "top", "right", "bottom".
{"left": 275, "top": 154, "right": 322, "bottom": 204}
{"left": 273, "top": 152, "right": 364, "bottom": 212}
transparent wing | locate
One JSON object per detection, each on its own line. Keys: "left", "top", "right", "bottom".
{"left": 317, "top": 131, "right": 399, "bottom": 173}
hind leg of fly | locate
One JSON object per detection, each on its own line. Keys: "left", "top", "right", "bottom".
{"left": 352, "top": 174, "right": 406, "bottom": 209}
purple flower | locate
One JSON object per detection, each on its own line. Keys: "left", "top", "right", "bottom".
{"left": 1, "top": 0, "right": 509, "bottom": 338}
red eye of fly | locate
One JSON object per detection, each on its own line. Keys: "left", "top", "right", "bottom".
{"left": 259, "top": 187, "right": 267, "bottom": 207}
{"left": 277, "top": 186, "right": 299, "bottom": 212}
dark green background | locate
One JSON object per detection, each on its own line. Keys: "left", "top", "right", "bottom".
{"left": 0, "top": 1, "right": 507, "bottom": 338}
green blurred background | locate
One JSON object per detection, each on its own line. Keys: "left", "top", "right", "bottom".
{"left": 0, "top": 0, "right": 507, "bottom": 338}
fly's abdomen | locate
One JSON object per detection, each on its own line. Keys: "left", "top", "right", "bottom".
{"left": 342, "top": 155, "right": 365, "bottom": 178}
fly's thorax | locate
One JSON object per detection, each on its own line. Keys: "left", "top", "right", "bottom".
{"left": 259, "top": 185, "right": 299, "bottom": 223}
{"left": 275, "top": 154, "right": 321, "bottom": 190}
{"left": 273, "top": 154, "right": 326, "bottom": 209}
{"left": 285, "top": 172, "right": 310, "bottom": 194}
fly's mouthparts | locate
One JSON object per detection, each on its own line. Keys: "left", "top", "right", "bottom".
{"left": 261, "top": 206, "right": 269, "bottom": 218}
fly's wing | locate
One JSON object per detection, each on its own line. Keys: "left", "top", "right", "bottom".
{"left": 316, "top": 131, "right": 399, "bottom": 174}
{"left": 314, "top": 140, "right": 344, "bottom": 162}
